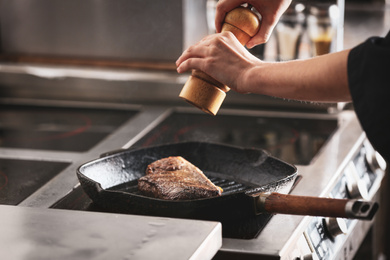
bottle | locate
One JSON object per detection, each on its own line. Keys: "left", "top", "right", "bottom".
{"left": 307, "top": 4, "right": 339, "bottom": 56}
{"left": 275, "top": 2, "right": 306, "bottom": 61}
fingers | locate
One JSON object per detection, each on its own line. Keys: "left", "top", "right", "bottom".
{"left": 176, "top": 57, "right": 203, "bottom": 74}
{"left": 252, "top": 0, "right": 292, "bottom": 45}
{"left": 176, "top": 47, "right": 198, "bottom": 69}
{"left": 176, "top": 36, "right": 210, "bottom": 69}
{"left": 215, "top": 0, "right": 246, "bottom": 33}
{"left": 247, "top": 21, "right": 275, "bottom": 47}
{"left": 216, "top": 0, "right": 292, "bottom": 47}
{"left": 215, "top": 1, "right": 269, "bottom": 46}
{"left": 176, "top": 32, "right": 235, "bottom": 74}
{"left": 176, "top": 40, "right": 209, "bottom": 73}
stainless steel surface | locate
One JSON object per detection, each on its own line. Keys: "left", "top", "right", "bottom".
{"left": 0, "top": 0, "right": 209, "bottom": 62}
{"left": 0, "top": 205, "right": 222, "bottom": 260}
{"left": 8, "top": 106, "right": 345, "bottom": 209}
{"left": 0, "top": 91, "right": 383, "bottom": 259}
{"left": 3, "top": 98, "right": 375, "bottom": 259}
{"left": 298, "top": 141, "right": 385, "bottom": 260}
{"left": 18, "top": 106, "right": 170, "bottom": 208}
{"left": 0, "top": 63, "right": 338, "bottom": 112}
{"left": 215, "top": 110, "right": 378, "bottom": 259}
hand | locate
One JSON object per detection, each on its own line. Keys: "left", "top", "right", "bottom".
{"left": 215, "top": 0, "right": 292, "bottom": 47}
{"left": 176, "top": 31, "right": 262, "bottom": 93}
{"left": 176, "top": 31, "right": 351, "bottom": 102}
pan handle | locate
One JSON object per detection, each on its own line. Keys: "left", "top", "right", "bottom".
{"left": 254, "top": 192, "right": 378, "bottom": 220}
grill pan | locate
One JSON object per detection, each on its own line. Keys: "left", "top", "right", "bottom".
{"left": 77, "top": 142, "right": 378, "bottom": 237}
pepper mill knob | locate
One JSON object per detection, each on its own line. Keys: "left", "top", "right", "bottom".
{"left": 179, "top": 6, "right": 260, "bottom": 115}
{"left": 222, "top": 6, "right": 261, "bottom": 44}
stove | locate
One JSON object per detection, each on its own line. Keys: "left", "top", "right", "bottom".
{"left": 0, "top": 65, "right": 386, "bottom": 259}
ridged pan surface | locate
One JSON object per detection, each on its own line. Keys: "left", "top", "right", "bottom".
{"left": 77, "top": 142, "right": 297, "bottom": 223}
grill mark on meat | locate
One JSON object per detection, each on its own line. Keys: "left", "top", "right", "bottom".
{"left": 138, "top": 156, "right": 222, "bottom": 200}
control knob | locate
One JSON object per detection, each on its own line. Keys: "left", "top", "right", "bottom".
{"left": 346, "top": 179, "right": 369, "bottom": 200}
{"left": 366, "top": 150, "right": 387, "bottom": 173}
{"left": 323, "top": 217, "right": 347, "bottom": 238}
{"left": 344, "top": 161, "right": 369, "bottom": 200}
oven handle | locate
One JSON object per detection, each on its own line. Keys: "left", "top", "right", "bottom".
{"left": 254, "top": 192, "right": 378, "bottom": 220}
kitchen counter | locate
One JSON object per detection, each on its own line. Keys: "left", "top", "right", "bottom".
{"left": 0, "top": 205, "right": 222, "bottom": 260}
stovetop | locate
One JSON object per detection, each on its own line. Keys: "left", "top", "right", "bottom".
{"left": 0, "top": 158, "right": 69, "bottom": 205}
{"left": 50, "top": 108, "right": 332, "bottom": 239}
{"left": 131, "top": 111, "right": 338, "bottom": 165}
{"left": 51, "top": 182, "right": 275, "bottom": 239}
{"left": 0, "top": 100, "right": 373, "bottom": 258}
{"left": 0, "top": 104, "right": 137, "bottom": 151}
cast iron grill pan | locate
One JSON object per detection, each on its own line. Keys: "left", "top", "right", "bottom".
{"left": 77, "top": 142, "right": 378, "bottom": 238}
{"left": 77, "top": 142, "right": 296, "bottom": 223}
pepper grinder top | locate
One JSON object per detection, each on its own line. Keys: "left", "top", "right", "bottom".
{"left": 179, "top": 5, "right": 260, "bottom": 116}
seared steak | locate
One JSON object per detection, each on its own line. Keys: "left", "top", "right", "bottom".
{"left": 145, "top": 156, "right": 188, "bottom": 175}
{"left": 138, "top": 156, "right": 222, "bottom": 200}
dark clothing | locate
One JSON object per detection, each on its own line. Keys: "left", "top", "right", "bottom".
{"left": 348, "top": 30, "right": 390, "bottom": 163}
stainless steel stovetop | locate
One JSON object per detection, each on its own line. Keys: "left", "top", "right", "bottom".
{"left": 0, "top": 64, "right": 386, "bottom": 259}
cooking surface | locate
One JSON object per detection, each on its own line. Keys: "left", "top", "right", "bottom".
{"left": 52, "top": 183, "right": 274, "bottom": 239}
{"left": 50, "top": 109, "right": 337, "bottom": 240}
{"left": 0, "top": 105, "right": 137, "bottom": 151}
{"left": 0, "top": 100, "right": 380, "bottom": 258}
{"left": 0, "top": 158, "right": 69, "bottom": 205}
{"left": 132, "top": 112, "right": 338, "bottom": 165}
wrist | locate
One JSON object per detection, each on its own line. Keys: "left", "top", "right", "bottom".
{"left": 238, "top": 60, "right": 265, "bottom": 94}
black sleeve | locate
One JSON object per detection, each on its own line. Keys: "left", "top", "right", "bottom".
{"left": 347, "top": 30, "right": 390, "bottom": 162}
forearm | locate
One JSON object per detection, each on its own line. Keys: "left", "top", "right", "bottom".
{"left": 243, "top": 49, "right": 351, "bottom": 102}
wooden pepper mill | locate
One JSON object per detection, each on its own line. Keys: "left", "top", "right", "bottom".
{"left": 179, "top": 6, "right": 260, "bottom": 115}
